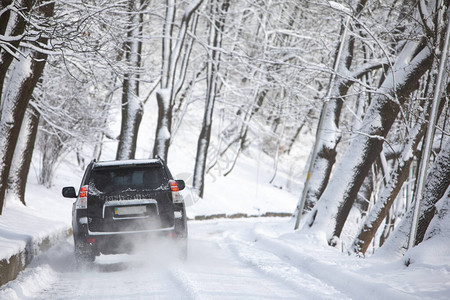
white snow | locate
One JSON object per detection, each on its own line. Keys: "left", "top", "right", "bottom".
{"left": 0, "top": 163, "right": 76, "bottom": 262}
{"left": 0, "top": 95, "right": 449, "bottom": 299}
{"left": 94, "top": 158, "right": 160, "bottom": 167}
{"left": 2, "top": 210, "right": 450, "bottom": 299}
{"left": 326, "top": 1, "right": 351, "bottom": 14}
{"left": 1, "top": 139, "right": 449, "bottom": 298}
{"left": 0, "top": 39, "right": 448, "bottom": 299}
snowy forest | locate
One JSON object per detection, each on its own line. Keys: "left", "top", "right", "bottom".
{"left": 0, "top": 0, "right": 449, "bottom": 261}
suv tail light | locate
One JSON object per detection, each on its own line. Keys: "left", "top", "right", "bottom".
{"left": 169, "top": 180, "right": 182, "bottom": 203}
{"left": 76, "top": 185, "right": 88, "bottom": 209}
{"left": 167, "top": 232, "right": 178, "bottom": 238}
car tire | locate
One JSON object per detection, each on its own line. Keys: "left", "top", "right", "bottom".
{"left": 177, "top": 238, "right": 188, "bottom": 261}
{"left": 74, "top": 240, "right": 96, "bottom": 265}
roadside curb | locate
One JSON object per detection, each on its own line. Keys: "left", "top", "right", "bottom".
{"left": 189, "top": 212, "right": 293, "bottom": 221}
{"left": 0, "top": 227, "right": 72, "bottom": 287}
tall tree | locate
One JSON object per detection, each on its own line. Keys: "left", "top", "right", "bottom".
{"left": 408, "top": 3, "right": 450, "bottom": 249}
{"left": 354, "top": 6, "right": 450, "bottom": 253}
{"left": 295, "top": 0, "right": 402, "bottom": 227}
{"left": 7, "top": 104, "right": 39, "bottom": 205}
{"left": 0, "top": 0, "right": 54, "bottom": 214}
{"left": 419, "top": 187, "right": 450, "bottom": 246}
{"left": 0, "top": 0, "right": 33, "bottom": 103}
{"left": 377, "top": 135, "right": 450, "bottom": 258}
{"left": 352, "top": 87, "right": 446, "bottom": 254}
{"left": 153, "top": 0, "right": 203, "bottom": 161}
{"left": 414, "top": 135, "right": 450, "bottom": 245}
{"left": 116, "top": 0, "right": 146, "bottom": 160}
{"left": 193, "top": 0, "right": 230, "bottom": 197}
{"left": 301, "top": 1, "right": 439, "bottom": 246}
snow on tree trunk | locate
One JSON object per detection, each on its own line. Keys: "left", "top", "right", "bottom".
{"left": 375, "top": 199, "right": 414, "bottom": 259}
{"left": 414, "top": 135, "right": 450, "bottom": 245}
{"left": 0, "top": 53, "right": 35, "bottom": 210}
{"left": 152, "top": 0, "right": 203, "bottom": 162}
{"left": 378, "top": 137, "right": 450, "bottom": 258}
{"left": 7, "top": 104, "right": 39, "bottom": 205}
{"left": 116, "top": 80, "right": 143, "bottom": 160}
{"left": 352, "top": 92, "right": 446, "bottom": 254}
{"left": 296, "top": 2, "right": 387, "bottom": 225}
{"left": 0, "top": 0, "right": 54, "bottom": 214}
{"left": 0, "top": 0, "right": 33, "bottom": 102}
{"left": 116, "top": 0, "right": 144, "bottom": 160}
{"left": 301, "top": 15, "right": 354, "bottom": 212}
{"left": 422, "top": 186, "right": 450, "bottom": 243}
{"left": 302, "top": 36, "right": 433, "bottom": 245}
{"left": 153, "top": 88, "right": 172, "bottom": 161}
{"left": 353, "top": 136, "right": 420, "bottom": 254}
{"left": 193, "top": 0, "right": 229, "bottom": 197}
{"left": 304, "top": 82, "right": 348, "bottom": 211}
{"left": 408, "top": 5, "right": 450, "bottom": 248}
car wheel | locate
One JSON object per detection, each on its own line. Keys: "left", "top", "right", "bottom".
{"left": 177, "top": 238, "right": 188, "bottom": 261}
{"left": 74, "top": 240, "right": 96, "bottom": 265}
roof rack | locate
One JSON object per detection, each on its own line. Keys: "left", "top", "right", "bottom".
{"left": 154, "top": 154, "right": 166, "bottom": 164}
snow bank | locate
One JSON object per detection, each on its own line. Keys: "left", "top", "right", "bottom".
{"left": 0, "top": 156, "right": 77, "bottom": 285}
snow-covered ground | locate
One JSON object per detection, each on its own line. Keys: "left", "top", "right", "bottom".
{"left": 1, "top": 148, "right": 449, "bottom": 299}
{"left": 1, "top": 91, "right": 449, "bottom": 299}
{"left": 1, "top": 215, "right": 450, "bottom": 299}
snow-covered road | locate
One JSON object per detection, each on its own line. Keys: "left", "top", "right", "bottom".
{"left": 1, "top": 218, "right": 447, "bottom": 299}
{"left": 0, "top": 218, "right": 337, "bottom": 299}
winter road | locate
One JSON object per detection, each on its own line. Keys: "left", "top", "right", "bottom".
{"left": 0, "top": 218, "right": 393, "bottom": 299}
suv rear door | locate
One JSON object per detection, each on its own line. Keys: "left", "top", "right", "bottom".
{"left": 86, "top": 163, "right": 174, "bottom": 233}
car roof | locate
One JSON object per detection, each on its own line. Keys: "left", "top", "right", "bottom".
{"left": 93, "top": 159, "right": 163, "bottom": 169}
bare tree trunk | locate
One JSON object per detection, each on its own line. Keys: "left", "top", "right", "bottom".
{"left": 218, "top": 86, "right": 266, "bottom": 163}
{"left": 193, "top": 0, "right": 230, "bottom": 197}
{"left": 7, "top": 104, "right": 39, "bottom": 205}
{"left": 0, "top": 0, "right": 54, "bottom": 214}
{"left": 116, "top": 0, "right": 145, "bottom": 160}
{"left": 171, "top": 64, "right": 205, "bottom": 139}
{"left": 285, "top": 112, "right": 308, "bottom": 155}
{"left": 222, "top": 102, "right": 253, "bottom": 177}
{"left": 38, "top": 127, "right": 67, "bottom": 188}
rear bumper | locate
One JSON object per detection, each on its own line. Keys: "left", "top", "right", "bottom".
{"left": 80, "top": 227, "right": 179, "bottom": 255}
{"left": 72, "top": 206, "right": 187, "bottom": 255}
{"left": 87, "top": 226, "right": 174, "bottom": 236}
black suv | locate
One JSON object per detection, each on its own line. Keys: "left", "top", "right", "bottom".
{"left": 62, "top": 158, "right": 187, "bottom": 263}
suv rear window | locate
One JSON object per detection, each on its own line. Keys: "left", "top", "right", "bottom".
{"left": 89, "top": 166, "right": 168, "bottom": 194}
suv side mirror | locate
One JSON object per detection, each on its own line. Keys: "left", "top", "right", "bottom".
{"left": 62, "top": 186, "right": 77, "bottom": 198}
{"left": 176, "top": 180, "right": 185, "bottom": 191}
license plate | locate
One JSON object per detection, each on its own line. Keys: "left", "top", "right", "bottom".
{"left": 114, "top": 205, "right": 146, "bottom": 216}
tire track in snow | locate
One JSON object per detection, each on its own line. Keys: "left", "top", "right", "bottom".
{"left": 177, "top": 234, "right": 301, "bottom": 299}
{"left": 249, "top": 231, "right": 417, "bottom": 300}
{"left": 167, "top": 267, "right": 202, "bottom": 300}
{"left": 222, "top": 233, "right": 349, "bottom": 299}
{"left": 1, "top": 237, "right": 192, "bottom": 299}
